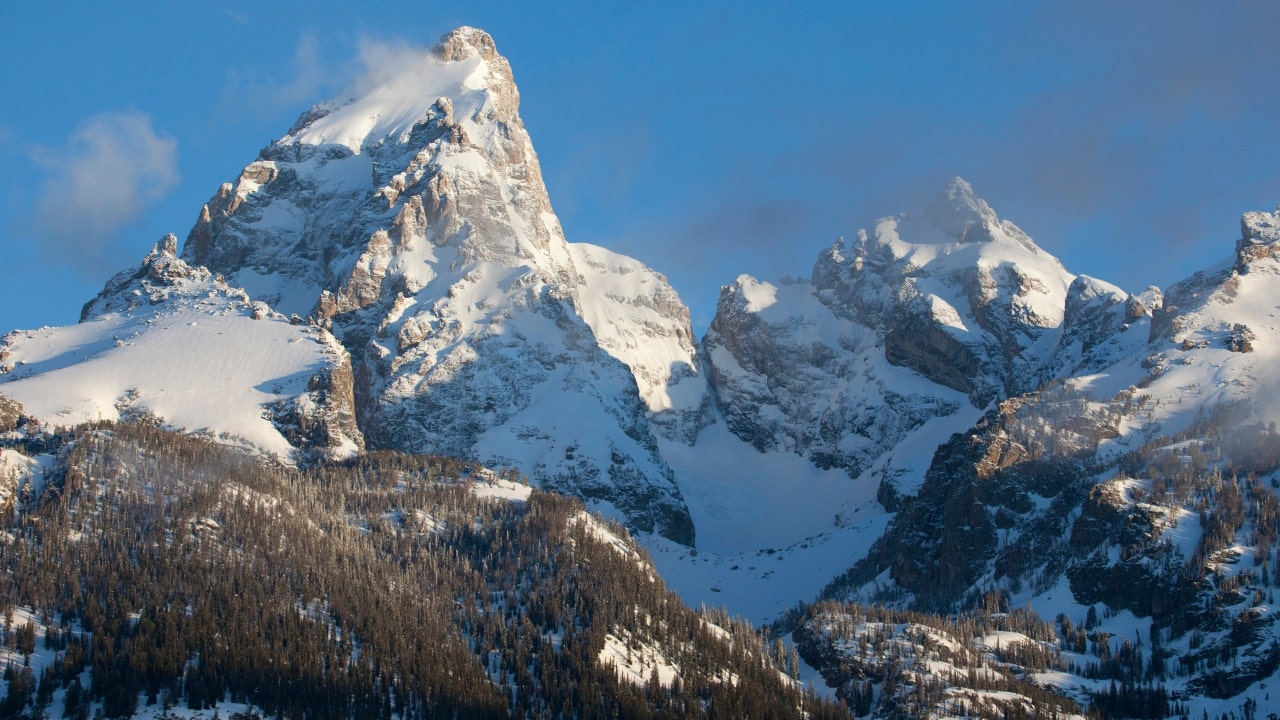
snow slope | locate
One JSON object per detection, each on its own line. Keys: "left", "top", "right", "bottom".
{"left": 0, "top": 237, "right": 362, "bottom": 462}
{"left": 570, "top": 241, "right": 708, "bottom": 442}
{"left": 643, "top": 396, "right": 989, "bottom": 624}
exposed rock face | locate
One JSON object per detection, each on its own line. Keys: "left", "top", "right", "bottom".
{"left": 704, "top": 272, "right": 965, "bottom": 486}
{"left": 793, "top": 602, "right": 1085, "bottom": 719}
{"left": 826, "top": 384, "right": 1119, "bottom": 610}
{"left": 266, "top": 357, "right": 365, "bottom": 466}
{"left": 0, "top": 446, "right": 32, "bottom": 516}
{"left": 1064, "top": 476, "right": 1187, "bottom": 618}
{"left": 1236, "top": 207, "right": 1280, "bottom": 270}
{"left": 1148, "top": 266, "right": 1234, "bottom": 345}
{"left": 0, "top": 393, "right": 20, "bottom": 433}
{"left": 1041, "top": 275, "right": 1158, "bottom": 380}
{"left": 81, "top": 233, "right": 205, "bottom": 320}
{"left": 1227, "top": 323, "right": 1256, "bottom": 352}
{"left": 179, "top": 28, "right": 694, "bottom": 542}
{"left": 703, "top": 178, "right": 1074, "bottom": 484}
{"left": 1059, "top": 276, "right": 1130, "bottom": 357}
{"left": 883, "top": 309, "right": 985, "bottom": 396}
{"left": 1, "top": 237, "right": 364, "bottom": 464}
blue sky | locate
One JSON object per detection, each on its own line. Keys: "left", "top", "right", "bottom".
{"left": 2, "top": 1, "right": 1278, "bottom": 334}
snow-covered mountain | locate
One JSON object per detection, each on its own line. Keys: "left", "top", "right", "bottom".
{"left": 802, "top": 203, "right": 1280, "bottom": 713}
{"left": 702, "top": 178, "right": 1077, "bottom": 499}
{"left": 827, "top": 202, "right": 1280, "bottom": 609}
{"left": 179, "top": 27, "right": 696, "bottom": 543}
{"left": 665, "top": 183, "right": 1280, "bottom": 714}
{"left": 569, "top": 242, "right": 709, "bottom": 444}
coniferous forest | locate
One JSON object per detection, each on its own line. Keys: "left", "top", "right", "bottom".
{"left": 6, "top": 409, "right": 1280, "bottom": 718}
{"left": 0, "top": 421, "right": 852, "bottom": 719}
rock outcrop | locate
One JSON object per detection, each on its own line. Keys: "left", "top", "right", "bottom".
{"left": 1235, "top": 206, "right": 1280, "bottom": 270}
{"left": 0, "top": 393, "right": 20, "bottom": 433}
{"left": 1041, "top": 275, "right": 1158, "bottom": 380}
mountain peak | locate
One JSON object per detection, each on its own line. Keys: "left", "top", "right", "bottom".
{"left": 174, "top": 26, "right": 695, "bottom": 542}
{"left": 278, "top": 27, "right": 518, "bottom": 153}
{"left": 82, "top": 234, "right": 215, "bottom": 321}
{"left": 435, "top": 26, "right": 500, "bottom": 62}
{"left": 941, "top": 176, "right": 984, "bottom": 207}
{"left": 923, "top": 176, "right": 999, "bottom": 243}
{"left": 1237, "top": 206, "right": 1280, "bottom": 269}
{"left": 154, "top": 232, "right": 178, "bottom": 258}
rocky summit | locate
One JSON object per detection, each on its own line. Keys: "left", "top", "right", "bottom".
{"left": 178, "top": 27, "right": 696, "bottom": 543}
{"left": 703, "top": 177, "right": 1075, "bottom": 494}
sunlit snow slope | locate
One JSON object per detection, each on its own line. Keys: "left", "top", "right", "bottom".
{"left": 0, "top": 237, "right": 362, "bottom": 462}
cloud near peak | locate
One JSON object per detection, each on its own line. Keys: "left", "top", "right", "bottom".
{"left": 29, "top": 111, "right": 179, "bottom": 274}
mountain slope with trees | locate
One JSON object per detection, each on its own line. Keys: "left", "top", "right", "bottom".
{"left": 0, "top": 419, "right": 847, "bottom": 719}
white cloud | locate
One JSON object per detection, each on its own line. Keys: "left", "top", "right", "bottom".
{"left": 221, "top": 32, "right": 335, "bottom": 123}
{"left": 218, "top": 34, "right": 434, "bottom": 129}
{"left": 214, "top": 2, "right": 250, "bottom": 26}
{"left": 30, "top": 112, "right": 179, "bottom": 272}
{"left": 350, "top": 36, "right": 428, "bottom": 96}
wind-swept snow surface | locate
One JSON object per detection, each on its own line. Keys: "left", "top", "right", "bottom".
{"left": 0, "top": 238, "right": 362, "bottom": 462}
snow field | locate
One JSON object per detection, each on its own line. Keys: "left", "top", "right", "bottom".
{"left": 0, "top": 298, "right": 351, "bottom": 461}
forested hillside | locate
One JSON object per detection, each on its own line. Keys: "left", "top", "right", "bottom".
{"left": 0, "top": 421, "right": 847, "bottom": 719}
